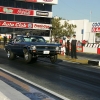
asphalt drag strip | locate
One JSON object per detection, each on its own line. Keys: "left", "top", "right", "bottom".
{"left": 0, "top": 68, "right": 70, "bottom": 100}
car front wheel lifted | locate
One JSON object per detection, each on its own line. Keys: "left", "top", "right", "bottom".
{"left": 7, "top": 50, "right": 16, "bottom": 60}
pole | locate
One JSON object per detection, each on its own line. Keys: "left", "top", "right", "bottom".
{"left": 90, "top": 10, "right": 92, "bottom": 22}
{"left": 88, "top": 11, "right": 92, "bottom": 43}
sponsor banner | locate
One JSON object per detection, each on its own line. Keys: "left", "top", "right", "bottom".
{"left": 0, "top": 6, "right": 34, "bottom": 16}
{"left": 19, "top": 0, "right": 58, "bottom": 4}
{"left": 33, "top": 23, "right": 52, "bottom": 30}
{"left": 16, "top": 0, "right": 37, "bottom": 2}
{"left": 92, "top": 22, "right": 100, "bottom": 32}
{"left": 0, "top": 20, "right": 33, "bottom": 29}
{"left": 92, "top": 27, "right": 100, "bottom": 32}
{"left": 37, "top": 0, "right": 58, "bottom": 4}
{"left": 0, "top": 20, "right": 52, "bottom": 30}
{"left": 34, "top": 10, "right": 52, "bottom": 17}
{"left": 0, "top": 6, "right": 52, "bottom": 18}
{"left": 76, "top": 46, "right": 83, "bottom": 52}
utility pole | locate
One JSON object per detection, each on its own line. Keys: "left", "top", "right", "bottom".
{"left": 88, "top": 10, "right": 92, "bottom": 43}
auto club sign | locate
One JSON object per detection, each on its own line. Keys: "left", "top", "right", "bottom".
{"left": 0, "top": 20, "right": 33, "bottom": 29}
{"left": 0, "top": 20, "right": 51, "bottom": 30}
{"left": 92, "top": 22, "right": 100, "bottom": 32}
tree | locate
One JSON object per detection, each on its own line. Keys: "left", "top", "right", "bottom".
{"left": 62, "top": 21, "right": 77, "bottom": 36}
{"left": 51, "top": 17, "right": 63, "bottom": 38}
{"left": 51, "top": 17, "right": 77, "bottom": 41}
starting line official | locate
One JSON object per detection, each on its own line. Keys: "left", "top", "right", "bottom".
{"left": 70, "top": 35, "right": 77, "bottom": 59}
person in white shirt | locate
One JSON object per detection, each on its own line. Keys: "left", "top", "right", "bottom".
{"left": 70, "top": 35, "right": 77, "bottom": 59}
{"left": 65, "top": 35, "right": 70, "bottom": 57}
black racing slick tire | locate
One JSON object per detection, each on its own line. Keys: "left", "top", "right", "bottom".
{"left": 50, "top": 55, "right": 57, "bottom": 63}
{"left": 24, "top": 51, "right": 32, "bottom": 63}
{"left": 7, "top": 50, "right": 16, "bottom": 60}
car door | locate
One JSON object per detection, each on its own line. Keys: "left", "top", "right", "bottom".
{"left": 12, "top": 36, "right": 22, "bottom": 55}
{"left": 14, "top": 37, "right": 26, "bottom": 56}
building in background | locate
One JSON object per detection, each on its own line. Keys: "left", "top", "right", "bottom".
{"left": 0, "top": 0, "right": 58, "bottom": 40}
{"left": 60, "top": 19, "right": 100, "bottom": 43}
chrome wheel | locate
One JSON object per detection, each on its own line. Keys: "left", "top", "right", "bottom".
{"left": 7, "top": 50, "right": 16, "bottom": 60}
{"left": 24, "top": 51, "right": 32, "bottom": 63}
{"left": 24, "top": 53, "right": 29, "bottom": 60}
{"left": 7, "top": 51, "right": 10, "bottom": 58}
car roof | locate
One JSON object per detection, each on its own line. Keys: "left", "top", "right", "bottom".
{"left": 17, "top": 35, "right": 43, "bottom": 38}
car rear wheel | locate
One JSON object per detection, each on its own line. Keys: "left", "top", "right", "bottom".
{"left": 7, "top": 50, "right": 16, "bottom": 60}
{"left": 24, "top": 51, "right": 32, "bottom": 63}
{"left": 50, "top": 55, "right": 57, "bottom": 63}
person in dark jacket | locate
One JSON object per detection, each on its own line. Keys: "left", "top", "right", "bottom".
{"left": 3, "top": 34, "right": 7, "bottom": 45}
{"left": 65, "top": 35, "right": 70, "bottom": 57}
{"left": 70, "top": 35, "right": 77, "bottom": 59}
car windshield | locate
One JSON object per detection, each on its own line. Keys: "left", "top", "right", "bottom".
{"left": 23, "top": 36, "right": 46, "bottom": 43}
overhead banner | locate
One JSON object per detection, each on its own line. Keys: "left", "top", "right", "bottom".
{"left": 92, "top": 22, "right": 100, "bottom": 32}
{"left": 33, "top": 23, "right": 52, "bottom": 30}
{"left": 0, "top": 6, "right": 34, "bottom": 16}
{"left": 0, "top": 6, "right": 52, "bottom": 17}
{"left": 34, "top": 10, "right": 52, "bottom": 17}
{"left": 17, "top": 0, "right": 58, "bottom": 4}
{"left": 33, "top": 0, "right": 58, "bottom": 4}
{"left": 0, "top": 20, "right": 33, "bottom": 29}
{"left": 0, "top": 20, "right": 52, "bottom": 30}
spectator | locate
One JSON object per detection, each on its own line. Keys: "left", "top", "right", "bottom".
{"left": 70, "top": 35, "right": 77, "bottom": 59}
{"left": 77, "top": 40, "right": 82, "bottom": 46}
{"left": 0, "top": 34, "right": 2, "bottom": 45}
{"left": 26, "top": 32, "right": 30, "bottom": 37}
{"left": 82, "top": 40, "right": 87, "bottom": 46}
{"left": 65, "top": 35, "right": 70, "bottom": 57}
{"left": 3, "top": 34, "right": 7, "bottom": 45}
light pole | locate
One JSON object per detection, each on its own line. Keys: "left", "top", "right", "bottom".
{"left": 88, "top": 11, "right": 91, "bottom": 42}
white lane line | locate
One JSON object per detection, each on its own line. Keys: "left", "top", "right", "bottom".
{"left": 0, "top": 92, "right": 11, "bottom": 100}
{"left": 0, "top": 67, "right": 70, "bottom": 100}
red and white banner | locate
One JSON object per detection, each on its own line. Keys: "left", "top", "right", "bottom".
{"left": 0, "top": 6, "right": 52, "bottom": 17}
{"left": 92, "top": 27, "right": 100, "bottom": 33}
{"left": 0, "top": 20, "right": 52, "bottom": 30}
{"left": 92, "top": 22, "right": 100, "bottom": 32}
{"left": 36, "top": 0, "right": 58, "bottom": 4}
{"left": 17, "top": 0, "right": 37, "bottom": 2}
{"left": 0, "top": 20, "right": 33, "bottom": 29}
{"left": 0, "top": 6, "right": 34, "bottom": 16}
{"left": 25, "top": 0, "right": 37, "bottom": 2}
{"left": 18, "top": 0, "right": 58, "bottom": 4}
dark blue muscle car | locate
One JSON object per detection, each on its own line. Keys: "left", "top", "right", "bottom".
{"left": 5, "top": 35, "right": 61, "bottom": 63}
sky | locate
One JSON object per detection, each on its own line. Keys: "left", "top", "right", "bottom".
{"left": 52, "top": 0, "right": 100, "bottom": 22}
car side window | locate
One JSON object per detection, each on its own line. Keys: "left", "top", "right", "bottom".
{"left": 32, "top": 38, "right": 36, "bottom": 42}
{"left": 14, "top": 37, "right": 22, "bottom": 43}
{"left": 37, "top": 37, "right": 45, "bottom": 42}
